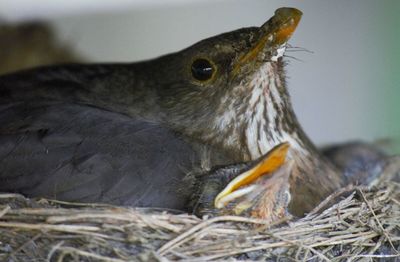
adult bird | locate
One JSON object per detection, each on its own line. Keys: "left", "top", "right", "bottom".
{"left": 0, "top": 8, "right": 387, "bottom": 220}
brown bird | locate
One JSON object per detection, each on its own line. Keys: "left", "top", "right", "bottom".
{"left": 0, "top": 8, "right": 387, "bottom": 221}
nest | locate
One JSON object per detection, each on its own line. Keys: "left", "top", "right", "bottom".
{"left": 0, "top": 181, "right": 398, "bottom": 262}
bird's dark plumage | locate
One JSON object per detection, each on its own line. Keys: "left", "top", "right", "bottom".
{"left": 0, "top": 101, "right": 199, "bottom": 209}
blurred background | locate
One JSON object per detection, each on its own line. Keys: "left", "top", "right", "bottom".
{"left": 0, "top": 0, "right": 399, "bottom": 151}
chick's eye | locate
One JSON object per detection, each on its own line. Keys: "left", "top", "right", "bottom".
{"left": 191, "top": 58, "right": 215, "bottom": 81}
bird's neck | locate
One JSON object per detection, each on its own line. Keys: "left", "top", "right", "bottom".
{"left": 205, "top": 62, "right": 307, "bottom": 160}
{"left": 208, "top": 62, "right": 338, "bottom": 176}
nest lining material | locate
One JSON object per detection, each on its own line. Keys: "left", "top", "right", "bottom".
{"left": 0, "top": 181, "right": 398, "bottom": 261}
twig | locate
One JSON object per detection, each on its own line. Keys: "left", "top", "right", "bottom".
{"left": 53, "top": 246, "right": 126, "bottom": 262}
{"left": 0, "top": 205, "right": 10, "bottom": 218}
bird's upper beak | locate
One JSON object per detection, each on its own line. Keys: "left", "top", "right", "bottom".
{"left": 233, "top": 7, "right": 302, "bottom": 75}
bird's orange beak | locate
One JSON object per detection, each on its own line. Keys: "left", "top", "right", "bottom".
{"left": 270, "top": 7, "right": 302, "bottom": 45}
{"left": 214, "top": 142, "right": 290, "bottom": 210}
{"left": 233, "top": 7, "right": 302, "bottom": 75}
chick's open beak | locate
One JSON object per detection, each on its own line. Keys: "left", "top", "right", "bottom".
{"left": 214, "top": 142, "right": 290, "bottom": 209}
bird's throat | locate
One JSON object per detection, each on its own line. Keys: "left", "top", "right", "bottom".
{"left": 210, "top": 61, "right": 310, "bottom": 162}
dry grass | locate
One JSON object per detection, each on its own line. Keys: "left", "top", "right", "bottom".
{"left": 0, "top": 180, "right": 398, "bottom": 261}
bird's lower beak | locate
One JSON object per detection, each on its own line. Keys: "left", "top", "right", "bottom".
{"left": 233, "top": 7, "right": 302, "bottom": 74}
{"left": 214, "top": 142, "right": 290, "bottom": 211}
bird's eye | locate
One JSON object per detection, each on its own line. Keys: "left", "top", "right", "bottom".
{"left": 191, "top": 58, "right": 215, "bottom": 81}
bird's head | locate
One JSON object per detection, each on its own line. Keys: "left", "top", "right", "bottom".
{"left": 151, "top": 8, "right": 305, "bottom": 161}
